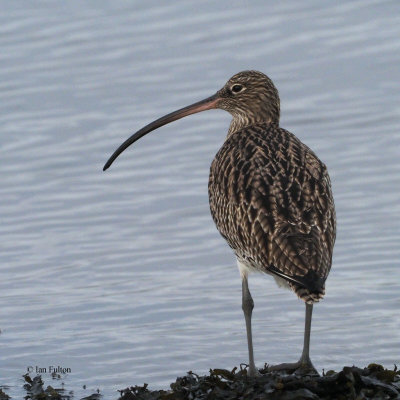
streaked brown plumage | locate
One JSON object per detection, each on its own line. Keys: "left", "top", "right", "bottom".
{"left": 103, "top": 70, "right": 336, "bottom": 377}
{"left": 209, "top": 123, "right": 335, "bottom": 303}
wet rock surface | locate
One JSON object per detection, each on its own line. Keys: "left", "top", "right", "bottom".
{"left": 118, "top": 364, "right": 400, "bottom": 400}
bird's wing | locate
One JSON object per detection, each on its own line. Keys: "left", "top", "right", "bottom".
{"left": 209, "top": 125, "right": 336, "bottom": 292}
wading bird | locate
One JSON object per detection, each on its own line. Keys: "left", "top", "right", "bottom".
{"left": 103, "top": 71, "right": 336, "bottom": 377}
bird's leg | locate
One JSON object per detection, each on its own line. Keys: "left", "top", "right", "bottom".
{"left": 241, "top": 275, "right": 261, "bottom": 377}
{"left": 298, "top": 302, "right": 315, "bottom": 369}
{"left": 268, "top": 303, "right": 318, "bottom": 376}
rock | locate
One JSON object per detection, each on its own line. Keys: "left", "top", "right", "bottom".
{"left": 117, "top": 365, "right": 400, "bottom": 400}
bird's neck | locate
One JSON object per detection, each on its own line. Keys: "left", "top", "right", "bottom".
{"left": 227, "top": 114, "right": 279, "bottom": 138}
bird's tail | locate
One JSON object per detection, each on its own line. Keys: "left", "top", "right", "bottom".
{"left": 292, "top": 283, "right": 325, "bottom": 304}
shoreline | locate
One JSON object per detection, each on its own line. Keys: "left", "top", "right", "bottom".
{"left": 3, "top": 363, "right": 398, "bottom": 400}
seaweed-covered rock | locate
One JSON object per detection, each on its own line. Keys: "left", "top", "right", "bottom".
{"left": 118, "top": 364, "right": 400, "bottom": 400}
{"left": 23, "top": 374, "right": 68, "bottom": 400}
{"left": 0, "top": 389, "right": 11, "bottom": 400}
{"left": 22, "top": 374, "right": 100, "bottom": 400}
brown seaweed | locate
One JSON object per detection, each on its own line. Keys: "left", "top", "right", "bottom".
{"left": 118, "top": 364, "right": 400, "bottom": 400}
{"left": 22, "top": 374, "right": 101, "bottom": 400}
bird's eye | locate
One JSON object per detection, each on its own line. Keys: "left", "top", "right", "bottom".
{"left": 231, "top": 84, "right": 244, "bottom": 93}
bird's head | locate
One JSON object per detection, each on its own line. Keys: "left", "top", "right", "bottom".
{"left": 216, "top": 70, "right": 280, "bottom": 128}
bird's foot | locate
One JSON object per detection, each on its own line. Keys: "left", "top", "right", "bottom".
{"left": 267, "top": 359, "right": 319, "bottom": 376}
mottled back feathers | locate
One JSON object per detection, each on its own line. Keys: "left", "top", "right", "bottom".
{"left": 208, "top": 123, "right": 336, "bottom": 303}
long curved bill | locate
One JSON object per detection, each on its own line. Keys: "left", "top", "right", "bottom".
{"left": 103, "top": 93, "right": 220, "bottom": 171}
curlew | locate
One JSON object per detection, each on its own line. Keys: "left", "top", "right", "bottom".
{"left": 103, "top": 71, "right": 336, "bottom": 377}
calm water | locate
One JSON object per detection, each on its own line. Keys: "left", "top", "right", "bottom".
{"left": 1, "top": 1, "right": 399, "bottom": 398}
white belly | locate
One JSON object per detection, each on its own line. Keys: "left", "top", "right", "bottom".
{"left": 236, "top": 258, "right": 291, "bottom": 290}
